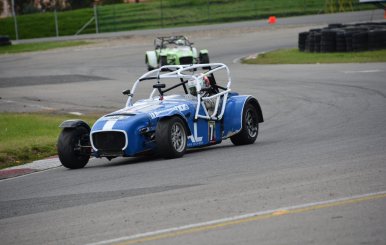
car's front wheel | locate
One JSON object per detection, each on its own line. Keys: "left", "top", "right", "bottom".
{"left": 155, "top": 117, "right": 187, "bottom": 158}
{"left": 230, "top": 103, "right": 259, "bottom": 145}
{"left": 147, "top": 65, "right": 154, "bottom": 71}
{"left": 160, "top": 56, "right": 167, "bottom": 67}
{"left": 57, "top": 126, "right": 91, "bottom": 169}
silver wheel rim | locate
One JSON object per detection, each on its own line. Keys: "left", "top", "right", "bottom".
{"left": 246, "top": 110, "right": 257, "bottom": 138}
{"left": 171, "top": 122, "right": 186, "bottom": 152}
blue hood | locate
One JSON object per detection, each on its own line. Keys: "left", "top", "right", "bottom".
{"left": 91, "top": 95, "right": 196, "bottom": 132}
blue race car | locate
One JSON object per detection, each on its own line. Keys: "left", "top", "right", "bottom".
{"left": 57, "top": 63, "right": 263, "bottom": 169}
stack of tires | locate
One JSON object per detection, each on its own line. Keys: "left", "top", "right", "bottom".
{"left": 305, "top": 31, "right": 316, "bottom": 52}
{"left": 321, "top": 29, "right": 336, "bottom": 52}
{"left": 298, "top": 22, "right": 386, "bottom": 53}
{"left": 313, "top": 32, "right": 322, "bottom": 53}
{"left": 345, "top": 29, "right": 355, "bottom": 52}
{"left": 352, "top": 30, "right": 368, "bottom": 51}
{"left": 298, "top": 32, "right": 308, "bottom": 52}
{"left": 335, "top": 30, "right": 346, "bottom": 52}
{"left": 0, "top": 36, "right": 11, "bottom": 46}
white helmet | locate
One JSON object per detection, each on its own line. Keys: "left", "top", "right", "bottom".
{"left": 187, "top": 77, "right": 203, "bottom": 96}
{"left": 176, "top": 39, "right": 185, "bottom": 46}
{"left": 187, "top": 74, "right": 210, "bottom": 96}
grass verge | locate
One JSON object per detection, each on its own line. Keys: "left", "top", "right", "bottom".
{"left": 0, "top": 0, "right": 373, "bottom": 40}
{"left": 0, "top": 40, "right": 91, "bottom": 55}
{"left": 242, "top": 48, "right": 386, "bottom": 64}
{"left": 0, "top": 113, "right": 99, "bottom": 169}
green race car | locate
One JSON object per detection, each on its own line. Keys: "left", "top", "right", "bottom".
{"left": 145, "top": 36, "right": 209, "bottom": 70}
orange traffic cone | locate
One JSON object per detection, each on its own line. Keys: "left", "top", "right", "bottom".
{"left": 268, "top": 16, "right": 277, "bottom": 24}
{"left": 384, "top": 10, "right": 386, "bottom": 19}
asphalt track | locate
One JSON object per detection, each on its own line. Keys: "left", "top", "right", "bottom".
{"left": 1, "top": 10, "right": 386, "bottom": 245}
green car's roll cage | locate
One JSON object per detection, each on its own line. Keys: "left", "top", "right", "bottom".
{"left": 154, "top": 36, "right": 193, "bottom": 49}
{"left": 145, "top": 36, "right": 209, "bottom": 71}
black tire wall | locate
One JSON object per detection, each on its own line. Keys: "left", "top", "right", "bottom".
{"left": 298, "top": 22, "right": 386, "bottom": 53}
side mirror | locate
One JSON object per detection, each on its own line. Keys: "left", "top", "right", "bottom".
{"left": 122, "top": 89, "right": 132, "bottom": 96}
{"left": 153, "top": 83, "right": 166, "bottom": 89}
{"left": 153, "top": 83, "right": 166, "bottom": 100}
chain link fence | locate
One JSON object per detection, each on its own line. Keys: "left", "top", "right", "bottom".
{"left": 0, "top": 0, "right": 373, "bottom": 40}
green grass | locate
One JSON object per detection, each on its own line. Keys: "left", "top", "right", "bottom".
{"left": 0, "top": 8, "right": 94, "bottom": 39}
{"left": 0, "top": 40, "right": 91, "bottom": 55}
{"left": 0, "top": 113, "right": 99, "bottom": 169}
{"left": 242, "top": 48, "right": 386, "bottom": 64}
{"left": 0, "top": 0, "right": 373, "bottom": 40}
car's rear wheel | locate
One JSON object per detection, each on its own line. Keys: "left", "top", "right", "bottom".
{"left": 199, "top": 53, "right": 210, "bottom": 64}
{"left": 57, "top": 126, "right": 91, "bottom": 169}
{"left": 230, "top": 103, "right": 259, "bottom": 145}
{"left": 156, "top": 117, "right": 187, "bottom": 158}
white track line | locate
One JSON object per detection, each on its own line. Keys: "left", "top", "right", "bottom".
{"left": 343, "top": 69, "right": 383, "bottom": 74}
{"left": 86, "top": 190, "right": 386, "bottom": 245}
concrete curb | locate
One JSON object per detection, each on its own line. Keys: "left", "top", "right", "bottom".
{"left": 233, "top": 49, "right": 276, "bottom": 64}
{"left": 0, "top": 157, "right": 61, "bottom": 180}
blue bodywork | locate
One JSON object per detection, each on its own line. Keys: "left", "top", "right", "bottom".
{"left": 89, "top": 93, "right": 257, "bottom": 158}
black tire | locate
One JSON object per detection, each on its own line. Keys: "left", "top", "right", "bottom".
{"left": 328, "top": 23, "right": 343, "bottom": 29}
{"left": 57, "top": 127, "right": 90, "bottom": 169}
{"left": 230, "top": 103, "right": 259, "bottom": 145}
{"left": 155, "top": 117, "right": 187, "bottom": 159}
{"left": 298, "top": 32, "right": 309, "bottom": 52}
{"left": 313, "top": 33, "right": 321, "bottom": 53}
{"left": 199, "top": 53, "right": 210, "bottom": 64}
{"left": 160, "top": 56, "right": 167, "bottom": 66}
{"left": 145, "top": 55, "right": 154, "bottom": 71}
{"left": 368, "top": 30, "right": 382, "bottom": 50}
